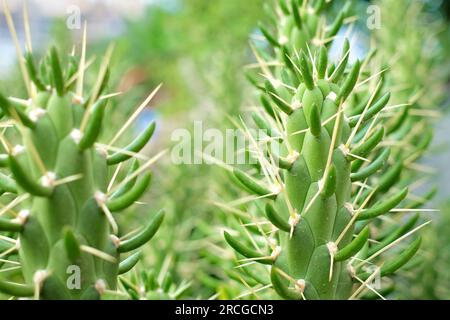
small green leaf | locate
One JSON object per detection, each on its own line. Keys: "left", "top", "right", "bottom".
{"left": 50, "top": 46, "right": 65, "bottom": 96}
{"left": 107, "top": 121, "right": 156, "bottom": 165}
{"left": 357, "top": 188, "right": 408, "bottom": 221}
{"left": 118, "top": 209, "right": 164, "bottom": 253}
{"left": 118, "top": 251, "right": 141, "bottom": 274}
{"left": 335, "top": 226, "right": 369, "bottom": 261}
{"left": 224, "top": 231, "right": 273, "bottom": 265}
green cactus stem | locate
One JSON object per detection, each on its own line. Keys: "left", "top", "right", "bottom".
{"left": 224, "top": 0, "right": 426, "bottom": 300}
{"left": 0, "top": 22, "right": 164, "bottom": 299}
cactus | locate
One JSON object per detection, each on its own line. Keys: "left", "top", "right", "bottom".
{"left": 112, "top": 268, "right": 191, "bottom": 300}
{"left": 372, "top": 0, "right": 450, "bottom": 299}
{"left": 223, "top": 0, "right": 427, "bottom": 300}
{"left": 0, "top": 13, "right": 164, "bottom": 299}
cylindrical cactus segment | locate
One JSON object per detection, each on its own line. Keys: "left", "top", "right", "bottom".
{"left": 0, "top": 46, "right": 163, "bottom": 299}
{"left": 225, "top": 1, "right": 422, "bottom": 300}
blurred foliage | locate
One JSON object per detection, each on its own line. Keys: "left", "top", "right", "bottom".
{"left": 374, "top": 0, "right": 449, "bottom": 111}
{"left": 112, "top": 0, "right": 265, "bottom": 117}
{"left": 396, "top": 203, "right": 450, "bottom": 299}
{"left": 372, "top": 0, "right": 450, "bottom": 300}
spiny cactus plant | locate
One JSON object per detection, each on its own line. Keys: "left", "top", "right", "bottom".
{"left": 255, "top": 0, "right": 435, "bottom": 179}
{"left": 0, "top": 12, "right": 164, "bottom": 298}
{"left": 223, "top": 0, "right": 427, "bottom": 300}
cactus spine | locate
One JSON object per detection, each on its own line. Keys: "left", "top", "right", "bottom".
{"left": 0, "top": 21, "right": 163, "bottom": 298}
{"left": 224, "top": 0, "right": 424, "bottom": 299}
